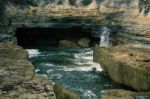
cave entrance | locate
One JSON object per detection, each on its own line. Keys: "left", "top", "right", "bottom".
{"left": 15, "top": 27, "right": 95, "bottom": 48}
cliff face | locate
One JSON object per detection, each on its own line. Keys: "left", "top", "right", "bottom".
{"left": 94, "top": 45, "right": 150, "bottom": 91}
{"left": 0, "top": 0, "right": 150, "bottom": 44}
{"left": 1, "top": 0, "right": 149, "bottom": 19}
{"left": 0, "top": 0, "right": 150, "bottom": 89}
{"left": 92, "top": 0, "right": 150, "bottom": 93}
{"left": 1, "top": 0, "right": 150, "bottom": 26}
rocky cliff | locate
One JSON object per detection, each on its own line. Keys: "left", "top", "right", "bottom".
{"left": 92, "top": 0, "right": 150, "bottom": 94}
{"left": 94, "top": 44, "right": 150, "bottom": 91}
{"left": 0, "top": 0, "right": 150, "bottom": 43}
{"left": 0, "top": 0, "right": 150, "bottom": 98}
{"left": 0, "top": 42, "right": 56, "bottom": 99}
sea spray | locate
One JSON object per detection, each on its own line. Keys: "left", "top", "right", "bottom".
{"left": 99, "top": 26, "right": 111, "bottom": 47}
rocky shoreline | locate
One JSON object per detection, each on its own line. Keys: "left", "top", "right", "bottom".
{"left": 0, "top": 42, "right": 56, "bottom": 99}
{"left": 0, "top": 42, "right": 83, "bottom": 99}
{"left": 101, "top": 89, "right": 150, "bottom": 99}
{"left": 94, "top": 14, "right": 150, "bottom": 98}
{"left": 0, "top": 0, "right": 150, "bottom": 98}
{"left": 94, "top": 44, "right": 150, "bottom": 91}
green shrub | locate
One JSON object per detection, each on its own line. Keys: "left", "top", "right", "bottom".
{"left": 81, "top": 0, "right": 92, "bottom": 6}
{"left": 69, "top": 0, "right": 76, "bottom": 5}
{"left": 140, "top": 0, "right": 150, "bottom": 14}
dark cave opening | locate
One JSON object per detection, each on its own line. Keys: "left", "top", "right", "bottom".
{"left": 15, "top": 27, "right": 97, "bottom": 48}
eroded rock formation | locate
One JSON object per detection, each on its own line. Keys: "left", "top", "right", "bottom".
{"left": 101, "top": 89, "right": 150, "bottom": 99}
{"left": 0, "top": 0, "right": 150, "bottom": 98}
{"left": 0, "top": 42, "right": 56, "bottom": 99}
{"left": 94, "top": 44, "right": 150, "bottom": 91}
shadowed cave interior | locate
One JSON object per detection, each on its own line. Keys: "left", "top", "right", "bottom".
{"left": 15, "top": 26, "right": 97, "bottom": 48}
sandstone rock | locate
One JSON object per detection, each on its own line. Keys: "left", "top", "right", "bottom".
{"left": 0, "top": 42, "right": 56, "bottom": 99}
{"left": 101, "top": 89, "right": 150, "bottom": 99}
{"left": 0, "top": 42, "right": 34, "bottom": 84}
{"left": 99, "top": 5, "right": 116, "bottom": 14}
{"left": 58, "top": 40, "right": 77, "bottom": 48}
{"left": 0, "top": 76, "right": 56, "bottom": 99}
{"left": 18, "top": 76, "right": 56, "bottom": 99}
{"left": 54, "top": 83, "right": 81, "bottom": 99}
{"left": 94, "top": 44, "right": 150, "bottom": 91}
{"left": 85, "top": 0, "right": 97, "bottom": 10}
{"left": 99, "top": 0, "right": 140, "bottom": 17}
{"left": 0, "top": 42, "right": 28, "bottom": 59}
{"left": 77, "top": 37, "right": 91, "bottom": 47}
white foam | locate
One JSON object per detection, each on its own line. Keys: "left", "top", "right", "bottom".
{"left": 99, "top": 26, "right": 111, "bottom": 47}
{"left": 49, "top": 73, "right": 63, "bottom": 79}
{"left": 74, "top": 61, "right": 93, "bottom": 65}
{"left": 26, "top": 49, "right": 41, "bottom": 58}
{"left": 74, "top": 50, "right": 93, "bottom": 65}
{"left": 64, "top": 62, "right": 103, "bottom": 72}
{"left": 83, "top": 90, "right": 97, "bottom": 99}
{"left": 64, "top": 49, "right": 103, "bottom": 72}
{"left": 75, "top": 55, "right": 93, "bottom": 60}
{"left": 46, "top": 69, "right": 53, "bottom": 74}
{"left": 100, "top": 90, "right": 106, "bottom": 94}
{"left": 45, "top": 63, "right": 54, "bottom": 67}
{"left": 35, "top": 69, "right": 40, "bottom": 73}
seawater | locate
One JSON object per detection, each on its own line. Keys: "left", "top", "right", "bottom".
{"left": 27, "top": 47, "right": 126, "bottom": 99}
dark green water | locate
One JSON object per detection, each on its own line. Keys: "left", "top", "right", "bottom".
{"left": 27, "top": 47, "right": 127, "bottom": 99}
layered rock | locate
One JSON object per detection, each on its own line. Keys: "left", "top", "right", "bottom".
{"left": 101, "top": 89, "right": 150, "bottom": 99}
{"left": 0, "top": 0, "right": 150, "bottom": 98}
{"left": 99, "top": 0, "right": 140, "bottom": 17}
{"left": 0, "top": 42, "right": 56, "bottom": 99}
{"left": 94, "top": 44, "right": 150, "bottom": 91}
{"left": 1, "top": 0, "right": 150, "bottom": 46}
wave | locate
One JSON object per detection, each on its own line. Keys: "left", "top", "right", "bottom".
{"left": 26, "top": 49, "right": 41, "bottom": 58}
{"left": 64, "top": 62, "right": 102, "bottom": 72}
{"left": 83, "top": 90, "right": 97, "bottom": 99}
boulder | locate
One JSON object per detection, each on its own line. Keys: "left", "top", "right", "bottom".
{"left": 58, "top": 40, "right": 77, "bottom": 48}
{"left": 54, "top": 83, "right": 82, "bottom": 99}
{"left": 77, "top": 37, "right": 91, "bottom": 47}
{"left": 0, "top": 42, "right": 56, "bottom": 99}
{"left": 93, "top": 44, "right": 150, "bottom": 91}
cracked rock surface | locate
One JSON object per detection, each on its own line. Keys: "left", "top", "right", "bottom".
{"left": 0, "top": 42, "right": 56, "bottom": 99}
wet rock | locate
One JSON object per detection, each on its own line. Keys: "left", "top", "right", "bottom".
{"left": 54, "top": 84, "right": 82, "bottom": 99}
{"left": 94, "top": 44, "right": 150, "bottom": 91}
{"left": 77, "top": 37, "right": 91, "bottom": 47}
{"left": 0, "top": 34, "right": 12, "bottom": 43}
{"left": 101, "top": 89, "right": 150, "bottom": 99}
{"left": 58, "top": 40, "right": 77, "bottom": 48}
